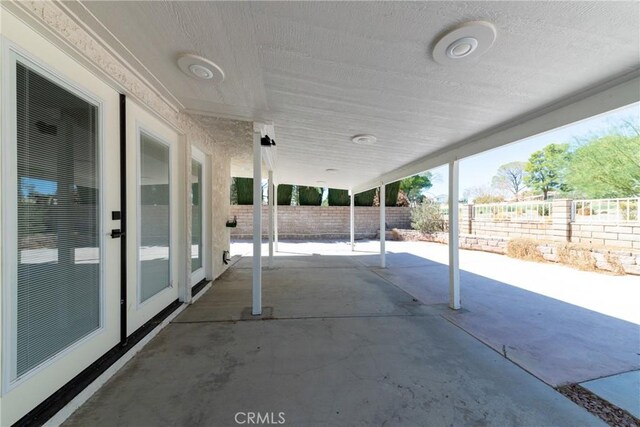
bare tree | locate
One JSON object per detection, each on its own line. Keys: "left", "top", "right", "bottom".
{"left": 492, "top": 161, "right": 527, "bottom": 200}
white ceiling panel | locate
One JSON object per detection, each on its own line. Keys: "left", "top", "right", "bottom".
{"left": 77, "top": 1, "right": 640, "bottom": 189}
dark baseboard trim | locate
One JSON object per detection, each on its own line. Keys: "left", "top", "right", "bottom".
{"left": 13, "top": 299, "right": 182, "bottom": 427}
{"left": 191, "top": 278, "right": 211, "bottom": 297}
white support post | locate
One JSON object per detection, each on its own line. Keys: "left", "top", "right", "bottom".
{"left": 252, "top": 129, "right": 262, "bottom": 315}
{"left": 380, "top": 184, "right": 386, "bottom": 268}
{"left": 350, "top": 190, "right": 355, "bottom": 251}
{"left": 448, "top": 160, "right": 461, "bottom": 310}
{"left": 274, "top": 184, "right": 279, "bottom": 252}
{"left": 268, "top": 170, "right": 274, "bottom": 268}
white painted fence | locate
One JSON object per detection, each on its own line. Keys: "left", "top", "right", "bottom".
{"left": 572, "top": 197, "right": 639, "bottom": 223}
{"left": 473, "top": 201, "right": 553, "bottom": 222}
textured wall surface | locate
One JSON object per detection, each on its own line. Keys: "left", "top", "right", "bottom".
{"left": 211, "top": 152, "right": 231, "bottom": 278}
{"left": 230, "top": 205, "right": 411, "bottom": 239}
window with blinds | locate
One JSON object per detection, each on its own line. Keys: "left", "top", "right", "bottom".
{"left": 191, "top": 159, "right": 203, "bottom": 273}
{"left": 16, "top": 62, "right": 101, "bottom": 377}
{"left": 139, "top": 132, "right": 171, "bottom": 302}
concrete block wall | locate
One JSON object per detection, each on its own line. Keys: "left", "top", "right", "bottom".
{"left": 230, "top": 199, "right": 639, "bottom": 249}
{"left": 471, "top": 220, "right": 553, "bottom": 240}
{"left": 571, "top": 224, "right": 640, "bottom": 250}
{"left": 230, "top": 205, "right": 411, "bottom": 239}
{"left": 390, "top": 229, "right": 640, "bottom": 275}
{"left": 468, "top": 199, "right": 571, "bottom": 243}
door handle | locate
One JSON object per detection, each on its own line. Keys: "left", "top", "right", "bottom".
{"left": 110, "top": 229, "right": 126, "bottom": 238}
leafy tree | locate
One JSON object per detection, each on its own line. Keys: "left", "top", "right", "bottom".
{"left": 385, "top": 182, "right": 401, "bottom": 206}
{"left": 400, "top": 173, "right": 433, "bottom": 203}
{"left": 524, "top": 143, "right": 571, "bottom": 200}
{"left": 566, "top": 125, "right": 640, "bottom": 198}
{"left": 492, "top": 161, "right": 527, "bottom": 200}
{"left": 328, "top": 189, "right": 350, "bottom": 206}
{"left": 235, "top": 177, "right": 253, "bottom": 205}
{"left": 277, "top": 184, "right": 293, "bottom": 205}
{"left": 473, "top": 194, "right": 505, "bottom": 204}
{"left": 298, "top": 186, "right": 322, "bottom": 205}
{"left": 373, "top": 182, "right": 403, "bottom": 206}
{"left": 355, "top": 189, "right": 376, "bottom": 206}
{"left": 463, "top": 184, "right": 503, "bottom": 204}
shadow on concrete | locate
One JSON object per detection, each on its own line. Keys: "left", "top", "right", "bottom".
{"left": 363, "top": 251, "right": 640, "bottom": 387}
{"left": 66, "top": 251, "right": 605, "bottom": 427}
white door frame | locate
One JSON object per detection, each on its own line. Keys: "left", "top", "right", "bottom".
{"left": 125, "top": 100, "right": 181, "bottom": 335}
{"left": 190, "top": 146, "right": 208, "bottom": 286}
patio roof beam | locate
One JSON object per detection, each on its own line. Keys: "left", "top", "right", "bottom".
{"left": 352, "top": 71, "right": 640, "bottom": 194}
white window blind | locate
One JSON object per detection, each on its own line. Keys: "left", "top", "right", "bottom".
{"left": 16, "top": 62, "right": 101, "bottom": 377}
{"left": 139, "top": 132, "right": 171, "bottom": 302}
{"left": 191, "top": 159, "right": 203, "bottom": 272}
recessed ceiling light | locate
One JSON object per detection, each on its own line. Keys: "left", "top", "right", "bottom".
{"left": 325, "top": 168, "right": 339, "bottom": 173}
{"left": 446, "top": 37, "right": 478, "bottom": 58}
{"left": 432, "top": 21, "right": 496, "bottom": 65}
{"left": 317, "top": 180, "right": 326, "bottom": 185}
{"left": 351, "top": 134, "right": 377, "bottom": 145}
{"left": 177, "top": 53, "right": 225, "bottom": 83}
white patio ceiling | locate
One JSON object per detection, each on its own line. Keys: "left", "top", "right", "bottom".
{"left": 72, "top": 1, "right": 639, "bottom": 190}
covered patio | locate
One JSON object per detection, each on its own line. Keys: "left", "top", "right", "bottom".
{"left": 1, "top": 2, "right": 638, "bottom": 425}
{"left": 62, "top": 240, "right": 640, "bottom": 425}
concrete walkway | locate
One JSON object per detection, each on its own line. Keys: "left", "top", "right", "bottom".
{"left": 65, "top": 243, "right": 605, "bottom": 426}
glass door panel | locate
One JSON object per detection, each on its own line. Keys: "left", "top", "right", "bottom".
{"left": 139, "top": 132, "right": 171, "bottom": 303}
{"left": 15, "top": 62, "right": 100, "bottom": 377}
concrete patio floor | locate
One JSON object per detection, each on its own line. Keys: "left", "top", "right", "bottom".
{"left": 63, "top": 241, "right": 613, "bottom": 426}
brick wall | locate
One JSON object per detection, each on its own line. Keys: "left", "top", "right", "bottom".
{"left": 230, "top": 205, "right": 411, "bottom": 239}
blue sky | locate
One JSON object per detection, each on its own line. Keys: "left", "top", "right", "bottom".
{"left": 425, "top": 103, "right": 639, "bottom": 198}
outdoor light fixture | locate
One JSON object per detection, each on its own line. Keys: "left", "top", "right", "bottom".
{"left": 351, "top": 134, "right": 377, "bottom": 145}
{"left": 432, "top": 21, "right": 496, "bottom": 65}
{"left": 261, "top": 135, "right": 276, "bottom": 146}
{"left": 177, "top": 53, "right": 225, "bottom": 82}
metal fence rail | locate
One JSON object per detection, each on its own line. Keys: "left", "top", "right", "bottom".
{"left": 473, "top": 201, "right": 552, "bottom": 222}
{"left": 572, "top": 197, "right": 639, "bottom": 223}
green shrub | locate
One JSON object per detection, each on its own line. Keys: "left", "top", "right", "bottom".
{"left": 298, "top": 186, "right": 322, "bottom": 205}
{"left": 277, "top": 184, "right": 293, "bottom": 205}
{"left": 411, "top": 200, "right": 445, "bottom": 234}
{"left": 355, "top": 189, "right": 376, "bottom": 206}
{"left": 236, "top": 178, "right": 253, "bottom": 205}
{"left": 328, "top": 188, "right": 350, "bottom": 206}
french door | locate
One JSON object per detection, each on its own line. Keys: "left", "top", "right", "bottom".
{"left": 2, "top": 39, "right": 121, "bottom": 417}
